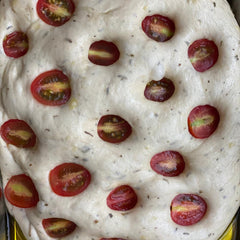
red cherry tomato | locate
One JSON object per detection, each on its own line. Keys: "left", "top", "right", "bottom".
{"left": 170, "top": 194, "right": 207, "bottom": 226}
{"left": 188, "top": 39, "right": 219, "bottom": 72}
{"left": 150, "top": 151, "right": 185, "bottom": 177}
{"left": 4, "top": 174, "right": 39, "bottom": 208}
{"left": 88, "top": 40, "right": 120, "bottom": 66}
{"left": 97, "top": 115, "right": 132, "bottom": 144}
{"left": 0, "top": 119, "right": 36, "bottom": 148}
{"left": 49, "top": 163, "right": 91, "bottom": 197}
{"left": 188, "top": 105, "right": 220, "bottom": 139}
{"left": 31, "top": 69, "right": 71, "bottom": 106}
{"left": 42, "top": 218, "right": 76, "bottom": 238}
{"left": 36, "top": 0, "right": 75, "bottom": 27}
{"left": 142, "top": 14, "right": 175, "bottom": 42}
{"left": 3, "top": 31, "right": 29, "bottom": 58}
{"left": 107, "top": 185, "right": 138, "bottom": 211}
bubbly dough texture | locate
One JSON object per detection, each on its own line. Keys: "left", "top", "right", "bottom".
{"left": 0, "top": 0, "right": 240, "bottom": 239}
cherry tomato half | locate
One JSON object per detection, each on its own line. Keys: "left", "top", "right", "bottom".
{"left": 49, "top": 163, "right": 91, "bottom": 197}
{"left": 97, "top": 115, "right": 132, "bottom": 144}
{"left": 150, "top": 151, "right": 185, "bottom": 177}
{"left": 42, "top": 218, "right": 76, "bottom": 238}
{"left": 3, "top": 31, "right": 29, "bottom": 58}
{"left": 0, "top": 119, "right": 36, "bottom": 148}
{"left": 107, "top": 185, "right": 138, "bottom": 211}
{"left": 31, "top": 69, "right": 71, "bottom": 106}
{"left": 36, "top": 0, "right": 75, "bottom": 27}
{"left": 170, "top": 194, "right": 207, "bottom": 226}
{"left": 4, "top": 174, "right": 39, "bottom": 208}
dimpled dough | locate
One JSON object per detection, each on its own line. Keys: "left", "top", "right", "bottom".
{"left": 0, "top": 0, "right": 240, "bottom": 240}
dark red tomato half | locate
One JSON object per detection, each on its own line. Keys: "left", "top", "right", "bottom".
{"left": 3, "top": 31, "right": 29, "bottom": 58}
{"left": 150, "top": 151, "right": 185, "bottom": 177}
{"left": 170, "top": 194, "right": 207, "bottom": 226}
{"left": 49, "top": 163, "right": 91, "bottom": 197}
{"left": 100, "top": 238, "right": 127, "bottom": 240}
{"left": 107, "top": 185, "right": 138, "bottom": 211}
{"left": 0, "top": 119, "right": 36, "bottom": 148}
{"left": 31, "top": 69, "right": 71, "bottom": 106}
{"left": 188, "top": 39, "right": 219, "bottom": 72}
{"left": 42, "top": 218, "right": 77, "bottom": 238}
{"left": 36, "top": 0, "right": 75, "bottom": 27}
{"left": 188, "top": 105, "right": 220, "bottom": 139}
{"left": 4, "top": 174, "right": 39, "bottom": 208}
{"left": 97, "top": 115, "right": 132, "bottom": 144}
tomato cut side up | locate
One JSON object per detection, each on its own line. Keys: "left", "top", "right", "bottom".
{"left": 31, "top": 69, "right": 71, "bottom": 106}
{"left": 97, "top": 115, "right": 132, "bottom": 144}
{"left": 107, "top": 185, "right": 138, "bottom": 211}
{"left": 36, "top": 0, "right": 75, "bottom": 27}
{"left": 0, "top": 119, "right": 36, "bottom": 148}
{"left": 150, "top": 151, "right": 185, "bottom": 177}
{"left": 3, "top": 31, "right": 29, "bottom": 58}
{"left": 170, "top": 194, "right": 207, "bottom": 226}
{"left": 49, "top": 163, "right": 91, "bottom": 197}
{"left": 4, "top": 174, "right": 39, "bottom": 208}
{"left": 42, "top": 218, "right": 77, "bottom": 238}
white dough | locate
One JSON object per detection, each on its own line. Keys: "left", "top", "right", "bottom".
{"left": 0, "top": 0, "right": 239, "bottom": 240}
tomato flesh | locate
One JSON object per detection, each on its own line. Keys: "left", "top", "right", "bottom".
{"left": 170, "top": 194, "right": 207, "bottom": 226}
{"left": 4, "top": 174, "right": 39, "bottom": 208}
{"left": 42, "top": 218, "right": 76, "bottom": 238}
{"left": 142, "top": 14, "right": 175, "bottom": 42}
{"left": 31, "top": 69, "right": 71, "bottom": 106}
{"left": 188, "top": 39, "right": 219, "bottom": 72}
{"left": 0, "top": 119, "right": 36, "bottom": 148}
{"left": 97, "top": 115, "right": 132, "bottom": 144}
{"left": 37, "top": 0, "right": 75, "bottom": 27}
{"left": 144, "top": 78, "right": 175, "bottom": 102}
{"left": 107, "top": 185, "right": 138, "bottom": 211}
{"left": 150, "top": 151, "right": 185, "bottom": 177}
{"left": 188, "top": 105, "right": 220, "bottom": 139}
{"left": 49, "top": 163, "right": 91, "bottom": 197}
{"left": 3, "top": 31, "right": 29, "bottom": 58}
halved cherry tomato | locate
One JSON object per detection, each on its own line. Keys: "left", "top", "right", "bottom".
{"left": 107, "top": 185, "right": 138, "bottom": 211}
{"left": 97, "top": 115, "right": 132, "bottom": 144}
{"left": 31, "top": 69, "right": 71, "bottom": 106}
{"left": 0, "top": 119, "right": 36, "bottom": 148}
{"left": 36, "top": 0, "right": 75, "bottom": 27}
{"left": 42, "top": 218, "right": 76, "bottom": 238}
{"left": 150, "top": 151, "right": 185, "bottom": 177}
{"left": 142, "top": 14, "right": 175, "bottom": 42}
{"left": 49, "top": 163, "right": 91, "bottom": 197}
{"left": 88, "top": 40, "right": 120, "bottom": 66}
{"left": 188, "top": 39, "right": 219, "bottom": 72}
{"left": 188, "top": 105, "right": 220, "bottom": 139}
{"left": 170, "top": 194, "right": 207, "bottom": 226}
{"left": 3, "top": 31, "right": 29, "bottom": 58}
{"left": 4, "top": 174, "right": 39, "bottom": 208}
{"left": 144, "top": 78, "right": 175, "bottom": 102}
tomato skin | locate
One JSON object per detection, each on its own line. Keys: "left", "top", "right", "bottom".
{"left": 170, "top": 194, "right": 207, "bottom": 226}
{"left": 0, "top": 119, "right": 36, "bottom": 148}
{"left": 37, "top": 0, "right": 75, "bottom": 27}
{"left": 4, "top": 174, "right": 39, "bottom": 208}
{"left": 31, "top": 69, "right": 71, "bottom": 106}
{"left": 107, "top": 185, "right": 138, "bottom": 211}
{"left": 97, "top": 115, "right": 132, "bottom": 144}
{"left": 150, "top": 151, "right": 185, "bottom": 177}
{"left": 49, "top": 163, "right": 91, "bottom": 197}
{"left": 188, "top": 39, "right": 219, "bottom": 72}
{"left": 188, "top": 105, "right": 220, "bottom": 139}
{"left": 42, "top": 218, "right": 76, "bottom": 238}
{"left": 142, "top": 14, "right": 175, "bottom": 42}
{"left": 3, "top": 31, "right": 29, "bottom": 58}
